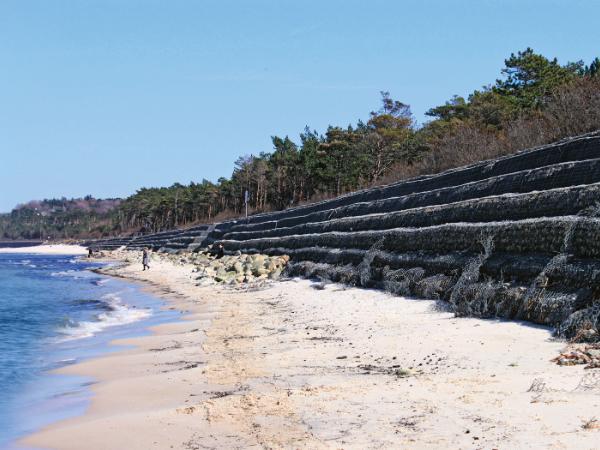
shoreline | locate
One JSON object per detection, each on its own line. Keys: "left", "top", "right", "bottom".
{"left": 1, "top": 255, "right": 178, "bottom": 450}
{"left": 22, "top": 254, "right": 223, "bottom": 450}
{"left": 23, "top": 251, "right": 600, "bottom": 449}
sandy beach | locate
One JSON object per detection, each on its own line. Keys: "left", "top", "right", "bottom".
{"left": 22, "top": 251, "right": 600, "bottom": 449}
{"left": 0, "top": 244, "right": 88, "bottom": 255}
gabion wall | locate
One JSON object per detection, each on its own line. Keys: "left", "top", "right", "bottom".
{"left": 213, "top": 132, "right": 600, "bottom": 339}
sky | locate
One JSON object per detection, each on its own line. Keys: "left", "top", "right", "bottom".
{"left": 1, "top": 0, "right": 599, "bottom": 212}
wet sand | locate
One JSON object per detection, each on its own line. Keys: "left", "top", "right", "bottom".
{"left": 23, "top": 252, "right": 600, "bottom": 449}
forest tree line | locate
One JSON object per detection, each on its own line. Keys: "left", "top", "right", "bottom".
{"left": 2, "top": 48, "right": 600, "bottom": 239}
{"left": 0, "top": 197, "right": 120, "bottom": 240}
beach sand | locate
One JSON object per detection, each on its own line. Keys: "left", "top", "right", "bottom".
{"left": 0, "top": 244, "right": 88, "bottom": 255}
{"left": 23, "top": 252, "right": 600, "bottom": 449}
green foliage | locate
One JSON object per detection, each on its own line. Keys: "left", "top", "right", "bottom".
{"left": 583, "top": 57, "right": 600, "bottom": 77}
{"left": 426, "top": 95, "right": 468, "bottom": 122}
{"left": 113, "top": 91, "right": 421, "bottom": 233}
{"left": 494, "top": 47, "right": 582, "bottom": 110}
{"left": 429, "top": 48, "right": 587, "bottom": 129}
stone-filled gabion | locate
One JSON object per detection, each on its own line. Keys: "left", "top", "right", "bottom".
{"left": 86, "top": 132, "right": 600, "bottom": 339}
{"left": 211, "top": 132, "right": 600, "bottom": 339}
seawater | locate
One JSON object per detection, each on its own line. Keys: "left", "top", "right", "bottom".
{"left": 0, "top": 254, "right": 176, "bottom": 449}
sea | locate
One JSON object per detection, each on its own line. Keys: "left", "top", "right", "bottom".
{"left": 0, "top": 253, "right": 176, "bottom": 449}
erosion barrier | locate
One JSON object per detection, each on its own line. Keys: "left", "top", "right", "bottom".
{"left": 86, "top": 224, "right": 215, "bottom": 252}
{"left": 222, "top": 131, "right": 600, "bottom": 227}
{"left": 85, "top": 237, "right": 134, "bottom": 250}
{"left": 211, "top": 132, "right": 600, "bottom": 340}
{"left": 86, "top": 131, "right": 600, "bottom": 339}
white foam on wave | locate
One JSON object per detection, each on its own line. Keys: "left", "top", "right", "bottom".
{"left": 5, "top": 259, "right": 39, "bottom": 268}
{"left": 51, "top": 269, "right": 96, "bottom": 279}
{"left": 57, "top": 292, "right": 151, "bottom": 342}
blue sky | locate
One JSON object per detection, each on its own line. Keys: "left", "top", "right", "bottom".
{"left": 1, "top": 0, "right": 599, "bottom": 212}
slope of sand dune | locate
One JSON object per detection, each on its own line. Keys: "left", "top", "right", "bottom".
{"left": 0, "top": 244, "right": 88, "bottom": 255}
{"left": 23, "top": 253, "right": 600, "bottom": 449}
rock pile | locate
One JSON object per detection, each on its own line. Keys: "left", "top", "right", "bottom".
{"left": 192, "top": 253, "right": 289, "bottom": 286}
{"left": 94, "top": 248, "right": 289, "bottom": 287}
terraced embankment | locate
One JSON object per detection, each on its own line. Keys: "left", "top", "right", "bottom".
{"left": 87, "top": 132, "right": 600, "bottom": 339}
{"left": 212, "top": 131, "right": 600, "bottom": 339}
{"left": 87, "top": 224, "right": 214, "bottom": 252}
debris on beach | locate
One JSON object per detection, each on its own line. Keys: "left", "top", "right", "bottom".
{"left": 552, "top": 344, "right": 600, "bottom": 369}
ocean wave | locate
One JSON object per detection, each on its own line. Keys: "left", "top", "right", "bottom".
{"left": 56, "top": 292, "right": 151, "bottom": 341}
{"left": 13, "top": 259, "right": 32, "bottom": 265}
{"left": 50, "top": 269, "right": 96, "bottom": 279}
{"left": 4, "top": 259, "right": 39, "bottom": 268}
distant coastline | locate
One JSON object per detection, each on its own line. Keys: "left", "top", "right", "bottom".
{"left": 0, "top": 239, "right": 42, "bottom": 248}
{"left": 0, "top": 244, "right": 87, "bottom": 255}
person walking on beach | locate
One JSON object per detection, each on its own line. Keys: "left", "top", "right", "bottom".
{"left": 142, "top": 247, "right": 150, "bottom": 271}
